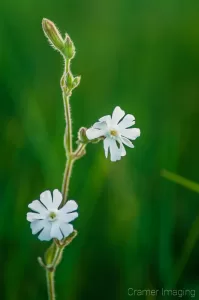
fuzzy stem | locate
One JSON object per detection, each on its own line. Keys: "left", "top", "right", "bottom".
{"left": 46, "top": 270, "right": 55, "bottom": 300}
{"left": 52, "top": 246, "right": 63, "bottom": 267}
{"left": 42, "top": 39, "right": 86, "bottom": 300}
{"left": 63, "top": 92, "right": 73, "bottom": 155}
{"left": 74, "top": 143, "right": 86, "bottom": 158}
{"left": 61, "top": 158, "right": 74, "bottom": 205}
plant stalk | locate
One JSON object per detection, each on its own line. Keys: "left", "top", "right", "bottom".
{"left": 46, "top": 270, "right": 55, "bottom": 300}
{"left": 45, "top": 55, "right": 85, "bottom": 300}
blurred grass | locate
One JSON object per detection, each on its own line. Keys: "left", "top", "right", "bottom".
{"left": 1, "top": 0, "right": 199, "bottom": 299}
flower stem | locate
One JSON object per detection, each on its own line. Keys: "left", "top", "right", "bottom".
{"left": 42, "top": 49, "right": 85, "bottom": 300}
{"left": 62, "top": 157, "right": 74, "bottom": 205}
{"left": 46, "top": 270, "right": 55, "bottom": 300}
{"left": 63, "top": 91, "right": 73, "bottom": 155}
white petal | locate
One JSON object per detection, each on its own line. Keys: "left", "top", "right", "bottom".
{"left": 30, "top": 220, "right": 46, "bottom": 234}
{"left": 118, "top": 114, "right": 135, "bottom": 129}
{"left": 38, "top": 222, "right": 52, "bottom": 241}
{"left": 118, "top": 140, "right": 126, "bottom": 157}
{"left": 121, "top": 136, "right": 134, "bottom": 148}
{"left": 40, "top": 190, "right": 53, "bottom": 210}
{"left": 28, "top": 200, "right": 48, "bottom": 214}
{"left": 109, "top": 139, "right": 122, "bottom": 162}
{"left": 50, "top": 222, "right": 63, "bottom": 240}
{"left": 53, "top": 189, "right": 62, "bottom": 208}
{"left": 112, "top": 106, "right": 125, "bottom": 125}
{"left": 60, "top": 200, "right": 78, "bottom": 214}
{"left": 27, "top": 212, "right": 45, "bottom": 222}
{"left": 121, "top": 128, "right": 141, "bottom": 140}
{"left": 86, "top": 128, "right": 105, "bottom": 140}
{"left": 93, "top": 121, "right": 108, "bottom": 130}
{"left": 99, "top": 115, "right": 112, "bottom": 126}
{"left": 59, "top": 223, "right": 73, "bottom": 238}
{"left": 103, "top": 137, "right": 111, "bottom": 158}
{"left": 59, "top": 212, "right": 78, "bottom": 223}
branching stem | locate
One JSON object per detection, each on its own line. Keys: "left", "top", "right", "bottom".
{"left": 45, "top": 57, "right": 86, "bottom": 300}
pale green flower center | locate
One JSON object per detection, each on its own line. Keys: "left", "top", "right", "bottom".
{"left": 110, "top": 129, "right": 118, "bottom": 137}
{"left": 48, "top": 211, "right": 57, "bottom": 221}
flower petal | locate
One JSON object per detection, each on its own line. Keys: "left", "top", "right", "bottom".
{"left": 53, "top": 189, "right": 62, "bottom": 209}
{"left": 86, "top": 128, "right": 105, "bottom": 140}
{"left": 50, "top": 222, "right": 63, "bottom": 240}
{"left": 59, "top": 212, "right": 78, "bottom": 223}
{"left": 99, "top": 115, "right": 112, "bottom": 126}
{"left": 60, "top": 200, "right": 78, "bottom": 214}
{"left": 121, "top": 128, "right": 141, "bottom": 140}
{"left": 27, "top": 212, "right": 45, "bottom": 222}
{"left": 30, "top": 220, "right": 47, "bottom": 234}
{"left": 103, "top": 137, "right": 111, "bottom": 158}
{"left": 118, "top": 114, "right": 135, "bottom": 130}
{"left": 59, "top": 223, "right": 73, "bottom": 238}
{"left": 40, "top": 190, "right": 53, "bottom": 210}
{"left": 109, "top": 139, "right": 122, "bottom": 162}
{"left": 112, "top": 106, "right": 125, "bottom": 125}
{"left": 28, "top": 200, "right": 48, "bottom": 214}
{"left": 38, "top": 222, "right": 52, "bottom": 241}
{"left": 121, "top": 136, "right": 134, "bottom": 148}
{"left": 93, "top": 121, "right": 108, "bottom": 130}
{"left": 118, "top": 139, "right": 126, "bottom": 157}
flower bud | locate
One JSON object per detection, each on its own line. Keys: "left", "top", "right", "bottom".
{"left": 42, "top": 18, "right": 65, "bottom": 53}
{"left": 78, "top": 127, "right": 89, "bottom": 143}
{"left": 65, "top": 72, "right": 74, "bottom": 89}
{"left": 44, "top": 242, "right": 57, "bottom": 265}
{"left": 64, "top": 35, "right": 76, "bottom": 59}
{"left": 72, "top": 76, "right": 81, "bottom": 89}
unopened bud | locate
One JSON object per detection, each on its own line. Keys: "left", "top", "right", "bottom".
{"left": 78, "top": 127, "right": 89, "bottom": 143}
{"left": 60, "top": 74, "right": 65, "bottom": 89}
{"left": 65, "top": 72, "right": 73, "bottom": 89}
{"left": 42, "top": 18, "right": 65, "bottom": 53}
{"left": 72, "top": 76, "right": 81, "bottom": 89}
{"left": 64, "top": 35, "right": 76, "bottom": 59}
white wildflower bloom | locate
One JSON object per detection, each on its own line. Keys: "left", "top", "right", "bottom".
{"left": 86, "top": 106, "right": 140, "bottom": 162}
{"left": 27, "top": 189, "right": 78, "bottom": 241}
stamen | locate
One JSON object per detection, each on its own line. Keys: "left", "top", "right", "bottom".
{"left": 110, "top": 129, "right": 118, "bottom": 137}
{"left": 49, "top": 212, "right": 56, "bottom": 219}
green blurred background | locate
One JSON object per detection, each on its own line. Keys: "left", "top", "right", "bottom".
{"left": 1, "top": 0, "right": 199, "bottom": 299}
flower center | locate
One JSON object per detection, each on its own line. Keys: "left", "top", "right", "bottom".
{"left": 110, "top": 129, "right": 118, "bottom": 137}
{"left": 48, "top": 211, "right": 58, "bottom": 221}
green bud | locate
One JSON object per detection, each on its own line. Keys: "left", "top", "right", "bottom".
{"left": 64, "top": 35, "right": 76, "bottom": 59}
{"left": 78, "top": 127, "right": 89, "bottom": 143}
{"left": 72, "top": 76, "right": 81, "bottom": 89}
{"left": 65, "top": 72, "right": 74, "bottom": 89}
{"left": 42, "top": 18, "right": 65, "bottom": 53}
{"left": 60, "top": 74, "right": 65, "bottom": 90}
{"left": 44, "top": 242, "right": 57, "bottom": 265}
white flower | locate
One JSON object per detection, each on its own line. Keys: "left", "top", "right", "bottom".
{"left": 27, "top": 189, "right": 78, "bottom": 241}
{"left": 86, "top": 106, "right": 140, "bottom": 162}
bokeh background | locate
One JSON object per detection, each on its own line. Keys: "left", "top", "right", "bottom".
{"left": 1, "top": 0, "right": 199, "bottom": 299}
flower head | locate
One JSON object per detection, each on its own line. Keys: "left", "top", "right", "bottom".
{"left": 27, "top": 189, "right": 78, "bottom": 241}
{"left": 86, "top": 106, "right": 140, "bottom": 162}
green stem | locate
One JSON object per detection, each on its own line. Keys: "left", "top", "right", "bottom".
{"left": 52, "top": 246, "right": 63, "bottom": 266}
{"left": 63, "top": 92, "right": 73, "bottom": 154}
{"left": 62, "top": 158, "right": 74, "bottom": 205}
{"left": 46, "top": 270, "right": 55, "bottom": 300}
{"left": 74, "top": 143, "right": 86, "bottom": 158}
{"left": 43, "top": 55, "right": 85, "bottom": 300}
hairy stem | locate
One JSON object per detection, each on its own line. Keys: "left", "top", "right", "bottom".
{"left": 74, "top": 143, "right": 86, "bottom": 158}
{"left": 46, "top": 270, "right": 55, "bottom": 300}
{"left": 43, "top": 50, "right": 85, "bottom": 300}
{"left": 61, "top": 158, "right": 74, "bottom": 205}
{"left": 63, "top": 92, "right": 73, "bottom": 154}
